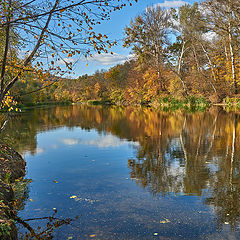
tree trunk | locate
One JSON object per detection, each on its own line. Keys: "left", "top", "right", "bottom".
{"left": 178, "top": 40, "right": 188, "bottom": 96}
{"left": 200, "top": 43, "right": 217, "bottom": 93}
{"left": 0, "top": 0, "right": 59, "bottom": 107}
{"left": 0, "top": 0, "right": 12, "bottom": 108}
{"left": 227, "top": 6, "right": 238, "bottom": 94}
{"left": 228, "top": 34, "right": 238, "bottom": 94}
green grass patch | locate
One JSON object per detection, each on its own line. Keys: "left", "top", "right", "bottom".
{"left": 157, "top": 96, "right": 209, "bottom": 111}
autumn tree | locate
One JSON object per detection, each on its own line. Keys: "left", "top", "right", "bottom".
{"left": 170, "top": 3, "right": 205, "bottom": 95}
{"left": 0, "top": 0, "right": 137, "bottom": 111}
{"left": 124, "top": 6, "right": 172, "bottom": 91}
{"left": 123, "top": 1, "right": 240, "bottom": 99}
{"left": 104, "top": 61, "right": 132, "bottom": 104}
{"left": 202, "top": 0, "right": 240, "bottom": 95}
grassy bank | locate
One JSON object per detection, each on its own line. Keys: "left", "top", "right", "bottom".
{"left": 150, "top": 96, "right": 210, "bottom": 112}
{"left": 1, "top": 95, "right": 240, "bottom": 113}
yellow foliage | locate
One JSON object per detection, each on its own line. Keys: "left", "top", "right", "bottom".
{"left": 2, "top": 92, "right": 18, "bottom": 112}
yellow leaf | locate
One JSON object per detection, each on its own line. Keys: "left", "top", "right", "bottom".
{"left": 160, "top": 219, "right": 170, "bottom": 224}
{"left": 70, "top": 195, "right": 77, "bottom": 199}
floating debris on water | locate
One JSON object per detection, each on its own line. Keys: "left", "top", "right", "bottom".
{"left": 69, "top": 195, "right": 99, "bottom": 204}
{"left": 160, "top": 219, "right": 170, "bottom": 224}
{"left": 70, "top": 195, "right": 77, "bottom": 199}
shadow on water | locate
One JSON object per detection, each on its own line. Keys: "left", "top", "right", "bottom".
{"left": 1, "top": 105, "right": 240, "bottom": 238}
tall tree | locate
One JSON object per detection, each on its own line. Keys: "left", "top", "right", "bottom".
{"left": 124, "top": 6, "right": 171, "bottom": 91}
{"left": 203, "top": 0, "right": 240, "bottom": 94}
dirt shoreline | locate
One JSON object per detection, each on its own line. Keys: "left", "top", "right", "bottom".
{"left": 0, "top": 142, "right": 26, "bottom": 240}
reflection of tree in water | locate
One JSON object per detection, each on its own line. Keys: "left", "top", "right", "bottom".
{"left": 13, "top": 179, "right": 31, "bottom": 212}
{"left": 15, "top": 209, "right": 72, "bottom": 240}
{"left": 12, "top": 179, "right": 72, "bottom": 239}
{"left": 2, "top": 105, "right": 240, "bottom": 229}
{"left": 128, "top": 112, "right": 215, "bottom": 196}
{"left": 128, "top": 110, "right": 240, "bottom": 228}
{"left": 17, "top": 210, "right": 72, "bottom": 240}
{"left": 205, "top": 114, "right": 240, "bottom": 229}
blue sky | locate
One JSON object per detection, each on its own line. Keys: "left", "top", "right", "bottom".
{"left": 71, "top": 0, "right": 197, "bottom": 77}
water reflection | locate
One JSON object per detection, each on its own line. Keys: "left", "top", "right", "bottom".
{"left": 1, "top": 105, "right": 240, "bottom": 237}
{"left": 17, "top": 209, "right": 72, "bottom": 240}
{"left": 12, "top": 172, "right": 72, "bottom": 239}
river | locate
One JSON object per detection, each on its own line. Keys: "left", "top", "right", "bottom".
{"left": 2, "top": 105, "right": 240, "bottom": 239}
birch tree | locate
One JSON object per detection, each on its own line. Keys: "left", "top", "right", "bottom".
{"left": 203, "top": 0, "right": 240, "bottom": 94}
{"left": 123, "top": 6, "right": 171, "bottom": 91}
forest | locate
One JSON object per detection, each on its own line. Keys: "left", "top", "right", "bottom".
{"left": 7, "top": 0, "right": 240, "bottom": 108}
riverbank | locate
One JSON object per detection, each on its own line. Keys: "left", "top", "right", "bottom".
{"left": 0, "top": 101, "right": 72, "bottom": 113}
{"left": 87, "top": 95, "right": 240, "bottom": 110}
{"left": 16, "top": 101, "right": 72, "bottom": 110}
{"left": 0, "top": 142, "right": 26, "bottom": 240}
{"left": 1, "top": 95, "right": 240, "bottom": 113}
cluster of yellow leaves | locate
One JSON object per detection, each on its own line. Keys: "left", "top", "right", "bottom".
{"left": 142, "top": 68, "right": 159, "bottom": 101}
{"left": 213, "top": 53, "right": 240, "bottom": 85}
{"left": 94, "top": 82, "right": 101, "bottom": 94}
{"left": 2, "top": 92, "right": 19, "bottom": 112}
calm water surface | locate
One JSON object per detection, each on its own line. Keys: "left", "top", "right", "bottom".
{"left": 2, "top": 105, "right": 240, "bottom": 239}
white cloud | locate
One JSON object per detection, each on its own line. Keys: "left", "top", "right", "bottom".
{"left": 153, "top": 0, "right": 188, "bottom": 8}
{"left": 82, "top": 135, "right": 138, "bottom": 148}
{"left": 61, "top": 135, "right": 139, "bottom": 148}
{"left": 18, "top": 49, "right": 29, "bottom": 59}
{"left": 61, "top": 138, "right": 79, "bottom": 145}
{"left": 85, "top": 135, "right": 125, "bottom": 148}
{"left": 22, "top": 147, "right": 45, "bottom": 157}
{"left": 88, "top": 53, "right": 134, "bottom": 66}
